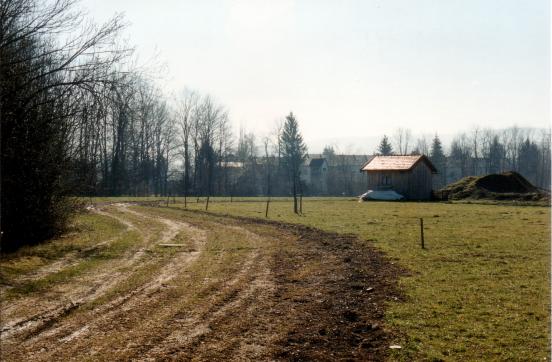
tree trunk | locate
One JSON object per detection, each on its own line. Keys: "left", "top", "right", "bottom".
{"left": 293, "top": 175, "right": 298, "bottom": 214}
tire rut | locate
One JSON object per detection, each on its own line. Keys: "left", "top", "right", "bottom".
{"left": 2, "top": 206, "right": 208, "bottom": 361}
{"left": 139, "top": 243, "right": 269, "bottom": 360}
{"left": 1, "top": 206, "right": 162, "bottom": 341}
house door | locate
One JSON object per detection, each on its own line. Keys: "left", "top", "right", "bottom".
{"left": 379, "top": 173, "right": 392, "bottom": 189}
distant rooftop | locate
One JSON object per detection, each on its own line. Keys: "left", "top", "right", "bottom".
{"left": 309, "top": 158, "right": 326, "bottom": 168}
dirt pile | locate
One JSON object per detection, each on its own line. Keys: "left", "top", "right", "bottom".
{"left": 436, "top": 171, "right": 549, "bottom": 202}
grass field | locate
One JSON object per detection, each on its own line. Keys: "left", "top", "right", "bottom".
{"left": 3, "top": 196, "right": 549, "bottom": 360}
{"left": 114, "top": 196, "right": 551, "bottom": 361}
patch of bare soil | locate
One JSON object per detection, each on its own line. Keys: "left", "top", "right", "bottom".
{"left": 210, "top": 215, "right": 407, "bottom": 361}
{"left": 1, "top": 206, "right": 405, "bottom": 361}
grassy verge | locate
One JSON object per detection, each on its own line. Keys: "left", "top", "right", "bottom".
{"left": 0, "top": 210, "right": 152, "bottom": 299}
{"left": 156, "top": 197, "right": 550, "bottom": 361}
{"left": 1, "top": 213, "right": 125, "bottom": 284}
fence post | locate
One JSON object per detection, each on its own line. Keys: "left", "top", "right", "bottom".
{"left": 420, "top": 218, "right": 425, "bottom": 249}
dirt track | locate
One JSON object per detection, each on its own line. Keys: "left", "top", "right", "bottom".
{"left": 0, "top": 204, "right": 404, "bottom": 361}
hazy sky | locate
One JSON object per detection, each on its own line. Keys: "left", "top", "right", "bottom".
{"left": 81, "top": 0, "right": 550, "bottom": 153}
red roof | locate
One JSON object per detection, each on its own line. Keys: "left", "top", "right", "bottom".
{"left": 360, "top": 155, "right": 437, "bottom": 173}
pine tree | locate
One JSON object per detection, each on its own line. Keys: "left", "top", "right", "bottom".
{"left": 280, "top": 112, "right": 308, "bottom": 214}
{"left": 378, "top": 135, "right": 393, "bottom": 155}
{"left": 430, "top": 135, "right": 447, "bottom": 186}
{"left": 518, "top": 138, "right": 539, "bottom": 184}
{"left": 322, "top": 145, "right": 336, "bottom": 164}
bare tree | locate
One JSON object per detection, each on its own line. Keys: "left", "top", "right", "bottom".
{"left": 413, "top": 135, "right": 429, "bottom": 155}
{"left": 503, "top": 126, "right": 522, "bottom": 171}
{"left": 1, "top": 0, "right": 131, "bottom": 249}
{"left": 537, "top": 129, "right": 551, "bottom": 189}
{"left": 393, "top": 128, "right": 412, "bottom": 155}
{"left": 175, "top": 89, "right": 198, "bottom": 199}
{"left": 468, "top": 126, "right": 482, "bottom": 175}
{"left": 215, "top": 112, "right": 233, "bottom": 195}
{"left": 263, "top": 136, "right": 272, "bottom": 216}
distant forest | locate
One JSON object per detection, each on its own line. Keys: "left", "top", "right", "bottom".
{"left": 1, "top": 0, "right": 550, "bottom": 249}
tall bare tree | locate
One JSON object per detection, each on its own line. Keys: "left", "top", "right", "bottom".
{"left": 175, "top": 89, "right": 198, "bottom": 199}
{"left": 393, "top": 128, "right": 412, "bottom": 155}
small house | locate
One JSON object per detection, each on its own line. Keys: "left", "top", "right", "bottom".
{"left": 308, "top": 158, "right": 328, "bottom": 194}
{"left": 300, "top": 157, "right": 329, "bottom": 194}
{"left": 360, "top": 155, "right": 438, "bottom": 200}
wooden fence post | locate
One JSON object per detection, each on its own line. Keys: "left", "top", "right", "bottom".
{"left": 420, "top": 218, "right": 425, "bottom": 249}
{"left": 205, "top": 195, "right": 210, "bottom": 211}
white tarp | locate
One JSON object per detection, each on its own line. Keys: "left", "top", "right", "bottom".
{"left": 359, "top": 190, "right": 404, "bottom": 201}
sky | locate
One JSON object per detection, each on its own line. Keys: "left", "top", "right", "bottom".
{"left": 80, "top": 0, "right": 550, "bottom": 153}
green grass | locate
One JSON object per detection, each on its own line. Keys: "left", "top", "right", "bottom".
{"left": 1, "top": 213, "right": 125, "bottom": 279}
{"left": 0, "top": 211, "right": 144, "bottom": 298}
{"left": 152, "top": 196, "right": 550, "bottom": 361}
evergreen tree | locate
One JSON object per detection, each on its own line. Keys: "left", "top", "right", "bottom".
{"left": 196, "top": 140, "right": 216, "bottom": 196}
{"left": 430, "top": 135, "right": 447, "bottom": 186}
{"left": 518, "top": 138, "right": 539, "bottom": 184}
{"left": 378, "top": 135, "right": 393, "bottom": 155}
{"left": 322, "top": 145, "right": 336, "bottom": 164}
{"left": 281, "top": 112, "right": 308, "bottom": 214}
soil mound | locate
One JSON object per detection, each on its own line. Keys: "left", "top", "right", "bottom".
{"left": 436, "top": 172, "right": 548, "bottom": 202}
{"left": 475, "top": 172, "right": 537, "bottom": 193}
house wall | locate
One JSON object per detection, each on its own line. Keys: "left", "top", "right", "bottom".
{"left": 365, "top": 162, "right": 433, "bottom": 200}
{"left": 300, "top": 165, "right": 311, "bottom": 184}
{"left": 406, "top": 162, "right": 433, "bottom": 199}
{"left": 309, "top": 162, "right": 328, "bottom": 194}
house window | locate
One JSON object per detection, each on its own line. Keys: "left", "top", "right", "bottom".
{"left": 380, "top": 174, "right": 392, "bottom": 186}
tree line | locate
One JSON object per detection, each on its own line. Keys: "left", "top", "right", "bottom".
{"left": 377, "top": 127, "right": 551, "bottom": 189}
{"left": 1, "top": 0, "right": 136, "bottom": 249}
{"left": 0, "top": 0, "right": 309, "bottom": 249}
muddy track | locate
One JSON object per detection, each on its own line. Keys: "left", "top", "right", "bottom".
{"left": 1, "top": 205, "right": 148, "bottom": 338}
{"left": 0, "top": 204, "right": 405, "bottom": 361}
